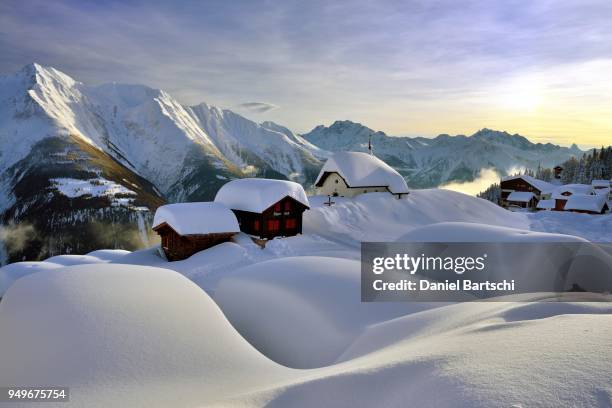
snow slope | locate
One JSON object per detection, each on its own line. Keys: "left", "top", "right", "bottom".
{"left": 0, "top": 264, "right": 290, "bottom": 407}
{"left": 1, "top": 190, "right": 611, "bottom": 407}
{"left": 1, "top": 262, "right": 611, "bottom": 407}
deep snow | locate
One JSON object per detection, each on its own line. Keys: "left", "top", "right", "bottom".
{"left": 1, "top": 189, "right": 611, "bottom": 407}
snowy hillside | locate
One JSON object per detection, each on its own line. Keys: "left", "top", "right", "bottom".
{"left": 0, "top": 64, "right": 322, "bottom": 197}
{"left": 0, "top": 63, "right": 324, "bottom": 263}
{"left": 302, "top": 121, "right": 584, "bottom": 188}
{"left": 1, "top": 190, "right": 611, "bottom": 407}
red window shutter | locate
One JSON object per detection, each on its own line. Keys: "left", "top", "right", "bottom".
{"left": 268, "top": 220, "right": 279, "bottom": 232}
{"left": 285, "top": 218, "right": 296, "bottom": 229}
{"left": 284, "top": 201, "right": 291, "bottom": 211}
{"left": 254, "top": 220, "right": 260, "bottom": 231}
{"left": 274, "top": 202, "right": 281, "bottom": 212}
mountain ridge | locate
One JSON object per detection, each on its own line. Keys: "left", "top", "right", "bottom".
{"left": 301, "top": 121, "right": 584, "bottom": 188}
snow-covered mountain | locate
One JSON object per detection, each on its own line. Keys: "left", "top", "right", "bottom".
{"left": 0, "top": 63, "right": 587, "bottom": 263}
{"left": 302, "top": 120, "right": 584, "bottom": 188}
{"left": 0, "top": 63, "right": 323, "bottom": 263}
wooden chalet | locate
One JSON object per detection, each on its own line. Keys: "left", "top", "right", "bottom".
{"left": 215, "top": 178, "right": 310, "bottom": 240}
{"left": 500, "top": 175, "right": 552, "bottom": 210}
{"left": 152, "top": 202, "right": 240, "bottom": 261}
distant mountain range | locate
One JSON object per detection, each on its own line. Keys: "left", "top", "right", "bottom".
{"left": 0, "top": 64, "right": 584, "bottom": 263}
{"left": 302, "top": 120, "right": 584, "bottom": 188}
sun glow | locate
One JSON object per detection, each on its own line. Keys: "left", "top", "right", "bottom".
{"left": 496, "top": 76, "right": 544, "bottom": 112}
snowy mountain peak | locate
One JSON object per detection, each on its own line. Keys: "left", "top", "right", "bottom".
{"left": 19, "top": 62, "right": 79, "bottom": 89}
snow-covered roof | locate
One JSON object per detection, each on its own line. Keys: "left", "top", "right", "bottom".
{"left": 315, "top": 151, "right": 409, "bottom": 194}
{"left": 564, "top": 194, "right": 608, "bottom": 213}
{"left": 152, "top": 202, "right": 239, "bottom": 235}
{"left": 592, "top": 179, "right": 611, "bottom": 188}
{"left": 536, "top": 199, "right": 555, "bottom": 209}
{"left": 500, "top": 175, "right": 554, "bottom": 193}
{"left": 551, "top": 184, "right": 593, "bottom": 199}
{"left": 506, "top": 191, "right": 535, "bottom": 202}
{"left": 215, "top": 178, "right": 310, "bottom": 213}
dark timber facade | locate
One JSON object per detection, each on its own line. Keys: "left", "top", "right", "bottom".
{"left": 231, "top": 196, "right": 309, "bottom": 240}
{"left": 153, "top": 223, "right": 236, "bottom": 261}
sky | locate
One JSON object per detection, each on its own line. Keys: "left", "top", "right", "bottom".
{"left": 1, "top": 0, "right": 611, "bottom": 147}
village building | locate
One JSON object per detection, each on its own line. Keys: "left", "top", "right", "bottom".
{"left": 550, "top": 184, "right": 594, "bottom": 211}
{"left": 314, "top": 151, "right": 409, "bottom": 198}
{"left": 564, "top": 193, "right": 609, "bottom": 215}
{"left": 505, "top": 191, "right": 538, "bottom": 210}
{"left": 500, "top": 175, "right": 553, "bottom": 209}
{"left": 215, "top": 178, "right": 310, "bottom": 239}
{"left": 152, "top": 202, "right": 240, "bottom": 261}
{"left": 592, "top": 180, "right": 611, "bottom": 201}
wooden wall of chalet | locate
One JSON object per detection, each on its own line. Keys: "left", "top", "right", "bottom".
{"left": 155, "top": 224, "right": 235, "bottom": 261}
{"left": 232, "top": 196, "right": 308, "bottom": 239}
{"left": 500, "top": 178, "right": 542, "bottom": 195}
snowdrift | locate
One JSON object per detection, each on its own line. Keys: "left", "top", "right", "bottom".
{"left": 0, "top": 264, "right": 289, "bottom": 407}
{"left": 305, "top": 190, "right": 530, "bottom": 242}
{"left": 213, "top": 256, "right": 435, "bottom": 368}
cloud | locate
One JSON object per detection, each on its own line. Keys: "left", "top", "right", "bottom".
{"left": 440, "top": 168, "right": 501, "bottom": 196}
{"left": 1, "top": 0, "right": 612, "bottom": 143}
{"left": 237, "top": 102, "right": 279, "bottom": 113}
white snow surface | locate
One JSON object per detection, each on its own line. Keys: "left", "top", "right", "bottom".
{"left": 537, "top": 198, "right": 555, "bottom": 209}
{"left": 215, "top": 178, "right": 310, "bottom": 213}
{"left": 315, "top": 151, "right": 409, "bottom": 194}
{"left": 506, "top": 191, "right": 534, "bottom": 202}
{"left": 152, "top": 202, "right": 239, "bottom": 235}
{"left": 1, "top": 189, "right": 612, "bottom": 407}
{"left": 564, "top": 193, "right": 608, "bottom": 213}
{"left": 592, "top": 179, "right": 610, "bottom": 188}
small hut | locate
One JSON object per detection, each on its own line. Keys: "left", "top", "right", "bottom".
{"left": 152, "top": 202, "right": 240, "bottom": 261}
{"left": 215, "top": 178, "right": 310, "bottom": 239}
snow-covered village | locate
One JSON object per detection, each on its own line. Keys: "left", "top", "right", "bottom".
{"left": 2, "top": 1, "right": 612, "bottom": 407}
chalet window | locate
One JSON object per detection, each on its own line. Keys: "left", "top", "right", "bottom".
{"left": 335, "top": 179, "right": 339, "bottom": 184}
{"left": 284, "top": 201, "right": 291, "bottom": 211}
{"left": 267, "top": 219, "right": 280, "bottom": 232}
{"left": 285, "top": 218, "right": 296, "bottom": 229}
{"left": 274, "top": 202, "right": 282, "bottom": 212}
{"left": 254, "top": 220, "right": 260, "bottom": 231}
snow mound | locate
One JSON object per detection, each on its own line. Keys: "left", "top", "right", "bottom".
{"left": 0, "top": 261, "right": 64, "bottom": 297}
{"left": 398, "top": 221, "right": 586, "bottom": 242}
{"left": 315, "top": 151, "right": 409, "bottom": 194}
{"left": 213, "top": 256, "right": 431, "bottom": 368}
{"left": 152, "top": 202, "right": 239, "bottom": 235}
{"left": 215, "top": 177, "right": 310, "bottom": 213}
{"left": 0, "top": 264, "right": 288, "bottom": 407}
{"left": 305, "top": 190, "right": 529, "bottom": 242}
